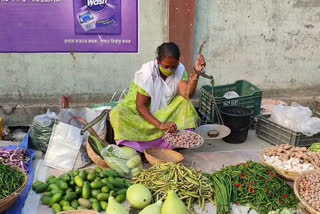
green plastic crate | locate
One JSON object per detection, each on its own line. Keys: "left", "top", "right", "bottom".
{"left": 199, "top": 80, "right": 262, "bottom": 122}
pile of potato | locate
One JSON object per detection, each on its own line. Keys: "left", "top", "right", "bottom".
{"left": 299, "top": 173, "right": 320, "bottom": 211}
{"left": 264, "top": 144, "right": 320, "bottom": 168}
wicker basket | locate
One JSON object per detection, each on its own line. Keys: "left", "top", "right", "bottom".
{"left": 86, "top": 141, "right": 109, "bottom": 168}
{"left": 259, "top": 152, "right": 302, "bottom": 181}
{"left": 58, "top": 211, "right": 100, "bottom": 214}
{"left": 0, "top": 165, "right": 29, "bottom": 213}
{"left": 144, "top": 148, "right": 184, "bottom": 165}
{"left": 294, "top": 170, "right": 320, "bottom": 214}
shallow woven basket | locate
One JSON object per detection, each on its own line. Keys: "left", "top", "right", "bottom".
{"left": 0, "top": 165, "right": 28, "bottom": 213}
{"left": 144, "top": 148, "right": 184, "bottom": 165}
{"left": 294, "top": 170, "right": 320, "bottom": 214}
{"left": 259, "top": 152, "right": 302, "bottom": 181}
{"left": 58, "top": 211, "right": 100, "bottom": 214}
{"left": 86, "top": 141, "right": 109, "bottom": 168}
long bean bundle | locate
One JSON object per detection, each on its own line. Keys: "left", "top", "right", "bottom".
{"left": 133, "top": 163, "right": 213, "bottom": 213}
{"left": 210, "top": 172, "right": 232, "bottom": 214}
{"left": 217, "top": 161, "right": 298, "bottom": 214}
{"left": 0, "top": 162, "right": 25, "bottom": 199}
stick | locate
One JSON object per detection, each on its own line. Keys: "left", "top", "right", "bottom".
{"left": 198, "top": 40, "right": 207, "bottom": 55}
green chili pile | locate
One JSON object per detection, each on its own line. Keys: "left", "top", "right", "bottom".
{"left": 133, "top": 162, "right": 213, "bottom": 213}
{"left": 210, "top": 161, "right": 298, "bottom": 214}
{"left": 0, "top": 162, "right": 25, "bottom": 199}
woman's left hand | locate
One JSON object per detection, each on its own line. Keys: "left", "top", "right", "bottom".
{"left": 194, "top": 55, "right": 206, "bottom": 73}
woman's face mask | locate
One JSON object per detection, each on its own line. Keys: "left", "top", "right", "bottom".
{"left": 158, "top": 57, "right": 179, "bottom": 76}
{"left": 159, "top": 65, "right": 176, "bottom": 76}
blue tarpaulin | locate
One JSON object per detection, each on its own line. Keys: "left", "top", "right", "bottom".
{"left": 4, "top": 134, "right": 35, "bottom": 214}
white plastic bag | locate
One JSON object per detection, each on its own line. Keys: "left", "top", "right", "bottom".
{"left": 223, "top": 91, "right": 240, "bottom": 99}
{"left": 58, "top": 108, "right": 107, "bottom": 169}
{"left": 59, "top": 108, "right": 107, "bottom": 138}
{"left": 271, "top": 102, "right": 320, "bottom": 136}
{"left": 44, "top": 122, "right": 82, "bottom": 171}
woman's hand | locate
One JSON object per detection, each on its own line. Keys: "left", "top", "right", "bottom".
{"left": 159, "top": 122, "right": 177, "bottom": 133}
{"left": 194, "top": 55, "right": 206, "bottom": 73}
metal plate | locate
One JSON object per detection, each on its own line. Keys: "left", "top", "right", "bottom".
{"left": 195, "top": 124, "right": 231, "bottom": 140}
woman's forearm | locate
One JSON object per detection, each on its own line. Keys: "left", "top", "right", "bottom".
{"left": 137, "top": 104, "right": 162, "bottom": 128}
{"left": 186, "top": 71, "right": 200, "bottom": 97}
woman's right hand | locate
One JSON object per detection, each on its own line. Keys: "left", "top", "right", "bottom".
{"left": 159, "top": 122, "right": 177, "bottom": 133}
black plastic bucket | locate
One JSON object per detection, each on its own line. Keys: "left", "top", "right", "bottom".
{"left": 220, "top": 106, "right": 253, "bottom": 144}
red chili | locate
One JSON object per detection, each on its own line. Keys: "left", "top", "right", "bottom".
{"left": 252, "top": 189, "right": 255, "bottom": 193}
{"left": 282, "top": 194, "right": 287, "bottom": 199}
{"left": 248, "top": 186, "right": 252, "bottom": 193}
{"left": 243, "top": 163, "right": 248, "bottom": 167}
{"left": 235, "top": 203, "right": 239, "bottom": 205}
{"left": 265, "top": 189, "right": 268, "bottom": 193}
{"left": 234, "top": 184, "right": 242, "bottom": 188}
{"left": 240, "top": 173, "right": 243, "bottom": 178}
{"left": 245, "top": 174, "right": 249, "bottom": 179}
{"left": 266, "top": 169, "right": 273, "bottom": 176}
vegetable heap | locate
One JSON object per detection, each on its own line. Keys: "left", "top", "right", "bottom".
{"left": 264, "top": 144, "right": 320, "bottom": 171}
{"left": 133, "top": 162, "right": 213, "bottom": 213}
{"left": 101, "top": 145, "right": 142, "bottom": 178}
{"left": 88, "top": 134, "right": 108, "bottom": 158}
{"left": 309, "top": 142, "right": 320, "bottom": 152}
{"left": 163, "top": 131, "right": 203, "bottom": 148}
{"left": 299, "top": 172, "right": 320, "bottom": 211}
{"left": 32, "top": 167, "right": 132, "bottom": 213}
{"left": 208, "top": 161, "right": 298, "bottom": 214}
{"left": 209, "top": 172, "right": 232, "bottom": 214}
{"left": 0, "top": 162, "right": 25, "bottom": 199}
{"left": 0, "top": 147, "right": 30, "bottom": 173}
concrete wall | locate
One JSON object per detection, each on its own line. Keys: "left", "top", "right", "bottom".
{"left": 193, "top": 0, "right": 320, "bottom": 97}
{"left": 0, "top": 0, "right": 169, "bottom": 105}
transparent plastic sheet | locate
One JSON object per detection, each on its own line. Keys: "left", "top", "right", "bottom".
{"left": 101, "top": 145, "right": 139, "bottom": 178}
{"left": 29, "top": 109, "right": 57, "bottom": 152}
{"left": 22, "top": 159, "right": 49, "bottom": 214}
{"left": 271, "top": 103, "right": 320, "bottom": 136}
{"left": 44, "top": 122, "right": 82, "bottom": 171}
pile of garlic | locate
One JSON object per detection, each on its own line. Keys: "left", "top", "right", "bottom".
{"left": 263, "top": 144, "right": 320, "bottom": 172}
{"left": 263, "top": 155, "right": 315, "bottom": 172}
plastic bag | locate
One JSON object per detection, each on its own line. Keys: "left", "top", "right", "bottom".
{"left": 44, "top": 122, "right": 82, "bottom": 171}
{"left": 58, "top": 108, "right": 108, "bottom": 169}
{"left": 101, "top": 145, "right": 142, "bottom": 178}
{"left": 90, "top": 89, "right": 128, "bottom": 110}
{"left": 223, "top": 91, "right": 240, "bottom": 99}
{"left": 30, "top": 109, "right": 57, "bottom": 152}
{"left": 270, "top": 102, "right": 320, "bottom": 136}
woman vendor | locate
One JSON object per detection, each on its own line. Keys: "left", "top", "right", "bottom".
{"left": 110, "top": 42, "right": 206, "bottom": 152}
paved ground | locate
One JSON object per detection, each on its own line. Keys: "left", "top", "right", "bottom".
{"left": 0, "top": 129, "right": 273, "bottom": 156}
{"left": 181, "top": 130, "right": 272, "bottom": 155}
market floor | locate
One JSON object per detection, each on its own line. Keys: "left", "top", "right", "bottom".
{"left": 180, "top": 130, "right": 272, "bottom": 155}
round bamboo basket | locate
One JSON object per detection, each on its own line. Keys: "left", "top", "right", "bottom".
{"left": 144, "top": 148, "right": 184, "bottom": 165}
{"left": 58, "top": 211, "right": 100, "bottom": 214}
{"left": 259, "top": 152, "right": 302, "bottom": 181}
{"left": 86, "top": 141, "right": 109, "bottom": 168}
{"left": 294, "top": 170, "right": 320, "bottom": 214}
{"left": 0, "top": 165, "right": 29, "bottom": 213}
